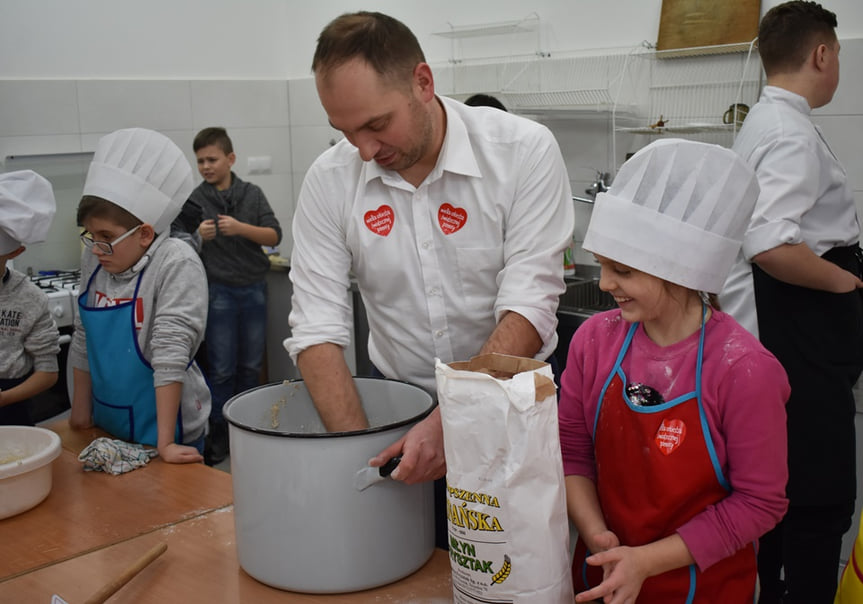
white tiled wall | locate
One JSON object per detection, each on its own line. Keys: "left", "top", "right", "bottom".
{"left": 1, "top": 37, "right": 861, "bottom": 266}
{"left": 0, "top": 79, "right": 297, "bottom": 258}
{"left": 536, "top": 115, "right": 614, "bottom": 268}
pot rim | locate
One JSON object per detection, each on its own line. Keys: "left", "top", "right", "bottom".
{"left": 223, "top": 376, "right": 437, "bottom": 438}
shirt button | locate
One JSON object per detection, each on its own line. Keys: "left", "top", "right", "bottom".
{"left": 429, "top": 287, "right": 439, "bottom": 295}
{"left": 422, "top": 241, "right": 432, "bottom": 249}
{"left": 435, "top": 330, "right": 444, "bottom": 338}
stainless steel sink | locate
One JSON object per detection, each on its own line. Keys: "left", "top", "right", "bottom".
{"left": 559, "top": 278, "right": 615, "bottom": 315}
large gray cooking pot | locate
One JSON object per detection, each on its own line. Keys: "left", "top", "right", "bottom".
{"left": 223, "top": 377, "right": 436, "bottom": 594}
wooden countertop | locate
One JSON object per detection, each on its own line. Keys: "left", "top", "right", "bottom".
{"left": 0, "top": 422, "right": 233, "bottom": 581}
{"left": 1, "top": 508, "right": 452, "bottom": 603}
{"left": 0, "top": 420, "right": 453, "bottom": 602}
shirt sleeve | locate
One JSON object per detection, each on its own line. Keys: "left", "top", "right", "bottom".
{"left": 70, "top": 252, "right": 92, "bottom": 373}
{"left": 252, "top": 185, "right": 282, "bottom": 244}
{"left": 148, "top": 250, "right": 209, "bottom": 387}
{"left": 24, "top": 300, "right": 60, "bottom": 374}
{"left": 495, "top": 126, "right": 574, "bottom": 359}
{"left": 742, "top": 133, "right": 820, "bottom": 260}
{"left": 558, "top": 315, "right": 623, "bottom": 480}
{"left": 285, "top": 165, "right": 355, "bottom": 362}
{"left": 677, "top": 345, "right": 790, "bottom": 571}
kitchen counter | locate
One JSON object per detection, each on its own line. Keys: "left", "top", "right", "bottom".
{"left": 2, "top": 508, "right": 452, "bottom": 603}
{"left": 0, "top": 420, "right": 453, "bottom": 603}
{"left": 0, "top": 421, "right": 233, "bottom": 581}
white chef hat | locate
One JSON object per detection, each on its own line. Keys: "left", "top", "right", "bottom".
{"left": 0, "top": 170, "right": 57, "bottom": 255}
{"left": 583, "top": 139, "right": 759, "bottom": 293}
{"left": 82, "top": 128, "right": 193, "bottom": 234}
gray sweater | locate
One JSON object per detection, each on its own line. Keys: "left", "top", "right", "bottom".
{"left": 70, "top": 233, "right": 211, "bottom": 441}
{"left": 0, "top": 268, "right": 60, "bottom": 379}
{"left": 184, "top": 173, "right": 282, "bottom": 286}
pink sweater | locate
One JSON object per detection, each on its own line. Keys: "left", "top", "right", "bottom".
{"left": 559, "top": 309, "right": 790, "bottom": 571}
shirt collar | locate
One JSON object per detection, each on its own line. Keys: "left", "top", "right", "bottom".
{"left": 364, "top": 96, "right": 482, "bottom": 186}
{"left": 762, "top": 85, "right": 812, "bottom": 115}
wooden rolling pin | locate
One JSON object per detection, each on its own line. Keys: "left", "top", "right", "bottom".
{"left": 82, "top": 542, "right": 168, "bottom": 604}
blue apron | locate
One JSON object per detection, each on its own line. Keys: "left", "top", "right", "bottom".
{"left": 78, "top": 266, "right": 181, "bottom": 446}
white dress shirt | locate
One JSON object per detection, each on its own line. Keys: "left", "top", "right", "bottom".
{"left": 286, "top": 96, "right": 574, "bottom": 394}
{"left": 720, "top": 86, "right": 859, "bottom": 336}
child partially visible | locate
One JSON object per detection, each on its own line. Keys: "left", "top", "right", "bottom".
{"left": 69, "top": 128, "right": 210, "bottom": 464}
{"left": 0, "top": 170, "right": 59, "bottom": 425}
{"left": 559, "top": 139, "right": 790, "bottom": 603}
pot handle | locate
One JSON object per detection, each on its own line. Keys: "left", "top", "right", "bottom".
{"left": 353, "top": 456, "right": 403, "bottom": 491}
{"left": 379, "top": 455, "right": 402, "bottom": 477}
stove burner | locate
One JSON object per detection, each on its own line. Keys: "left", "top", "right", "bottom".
{"left": 30, "top": 269, "right": 81, "bottom": 292}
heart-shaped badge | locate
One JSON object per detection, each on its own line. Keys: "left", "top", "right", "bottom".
{"left": 438, "top": 202, "right": 467, "bottom": 235}
{"left": 364, "top": 205, "right": 395, "bottom": 237}
{"left": 655, "top": 418, "right": 686, "bottom": 456}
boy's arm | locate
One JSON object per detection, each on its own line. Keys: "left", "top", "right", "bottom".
{"left": 213, "top": 215, "right": 279, "bottom": 246}
{"left": 155, "top": 382, "right": 203, "bottom": 464}
{"left": 0, "top": 371, "right": 58, "bottom": 406}
{"left": 70, "top": 367, "right": 94, "bottom": 429}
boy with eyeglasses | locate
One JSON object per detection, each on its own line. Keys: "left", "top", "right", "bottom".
{"left": 69, "top": 128, "right": 211, "bottom": 464}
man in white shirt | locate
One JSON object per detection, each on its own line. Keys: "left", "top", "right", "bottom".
{"left": 285, "top": 12, "right": 572, "bottom": 494}
{"left": 719, "top": 3, "right": 863, "bottom": 603}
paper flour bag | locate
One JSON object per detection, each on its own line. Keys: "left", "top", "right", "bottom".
{"left": 435, "top": 354, "right": 574, "bottom": 603}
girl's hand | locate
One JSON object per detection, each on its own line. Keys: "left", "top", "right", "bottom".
{"left": 158, "top": 442, "right": 204, "bottom": 464}
{"left": 575, "top": 545, "right": 649, "bottom": 604}
{"left": 587, "top": 530, "right": 622, "bottom": 588}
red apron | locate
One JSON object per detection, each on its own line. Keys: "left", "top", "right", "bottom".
{"left": 572, "top": 317, "right": 756, "bottom": 603}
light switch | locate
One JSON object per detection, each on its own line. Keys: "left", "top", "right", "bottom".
{"left": 248, "top": 156, "right": 272, "bottom": 174}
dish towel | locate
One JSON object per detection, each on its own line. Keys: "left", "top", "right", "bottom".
{"left": 78, "top": 438, "right": 158, "bottom": 475}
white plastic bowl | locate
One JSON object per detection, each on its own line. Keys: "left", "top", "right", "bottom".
{"left": 0, "top": 426, "right": 62, "bottom": 519}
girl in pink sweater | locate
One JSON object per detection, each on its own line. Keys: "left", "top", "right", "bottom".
{"left": 559, "top": 139, "right": 790, "bottom": 603}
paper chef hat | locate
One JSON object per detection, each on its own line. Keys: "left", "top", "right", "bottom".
{"left": 82, "top": 128, "right": 194, "bottom": 234}
{"left": 0, "top": 170, "right": 57, "bottom": 255}
{"left": 583, "top": 139, "right": 759, "bottom": 293}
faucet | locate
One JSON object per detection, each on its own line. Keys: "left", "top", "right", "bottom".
{"left": 573, "top": 170, "right": 611, "bottom": 205}
{"left": 585, "top": 170, "right": 610, "bottom": 198}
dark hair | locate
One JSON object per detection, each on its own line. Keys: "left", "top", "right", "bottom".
{"left": 76, "top": 196, "right": 141, "bottom": 229}
{"left": 193, "top": 127, "right": 234, "bottom": 155}
{"left": 312, "top": 12, "right": 425, "bottom": 86}
{"left": 464, "top": 94, "right": 508, "bottom": 112}
{"left": 758, "top": 1, "right": 837, "bottom": 75}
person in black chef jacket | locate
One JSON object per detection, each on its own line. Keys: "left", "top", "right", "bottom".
{"left": 718, "top": 3, "right": 863, "bottom": 603}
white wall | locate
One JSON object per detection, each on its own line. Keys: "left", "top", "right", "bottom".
{"left": 3, "top": 1, "right": 862, "bottom": 79}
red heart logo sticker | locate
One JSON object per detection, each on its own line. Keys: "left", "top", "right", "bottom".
{"left": 655, "top": 418, "right": 686, "bottom": 456}
{"left": 364, "top": 205, "right": 395, "bottom": 237}
{"left": 438, "top": 203, "right": 467, "bottom": 235}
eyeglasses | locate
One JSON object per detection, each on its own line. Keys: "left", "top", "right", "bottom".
{"left": 80, "top": 224, "right": 142, "bottom": 255}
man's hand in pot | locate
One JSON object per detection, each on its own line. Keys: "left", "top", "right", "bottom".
{"left": 369, "top": 407, "right": 445, "bottom": 484}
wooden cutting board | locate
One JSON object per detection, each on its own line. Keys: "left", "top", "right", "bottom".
{"left": 657, "top": 0, "right": 761, "bottom": 51}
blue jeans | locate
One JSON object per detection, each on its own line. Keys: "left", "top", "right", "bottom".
{"left": 205, "top": 281, "right": 267, "bottom": 422}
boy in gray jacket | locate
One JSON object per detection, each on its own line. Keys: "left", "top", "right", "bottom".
{"left": 0, "top": 170, "right": 59, "bottom": 425}
{"left": 174, "top": 127, "right": 281, "bottom": 465}
{"left": 69, "top": 128, "right": 211, "bottom": 464}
